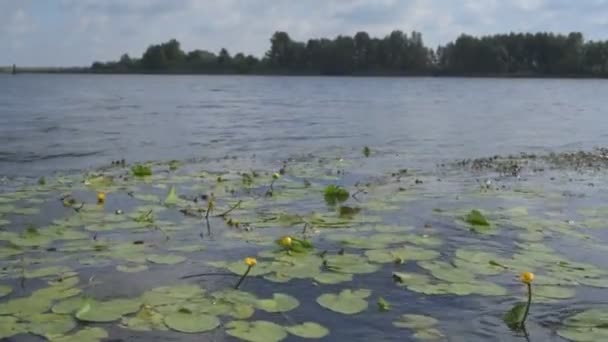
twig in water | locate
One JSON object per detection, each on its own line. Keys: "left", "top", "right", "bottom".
{"left": 215, "top": 200, "right": 242, "bottom": 218}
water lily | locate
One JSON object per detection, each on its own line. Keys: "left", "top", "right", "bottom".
{"left": 244, "top": 257, "right": 257, "bottom": 267}
{"left": 520, "top": 271, "right": 534, "bottom": 327}
{"left": 520, "top": 271, "right": 534, "bottom": 284}
{"left": 272, "top": 173, "right": 281, "bottom": 180}
{"left": 278, "top": 236, "right": 292, "bottom": 249}
{"left": 97, "top": 192, "right": 106, "bottom": 204}
{"left": 235, "top": 257, "right": 257, "bottom": 289}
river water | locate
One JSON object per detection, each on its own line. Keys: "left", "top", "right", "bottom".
{"left": 1, "top": 75, "right": 608, "bottom": 342}
{"left": 2, "top": 74, "right": 608, "bottom": 177}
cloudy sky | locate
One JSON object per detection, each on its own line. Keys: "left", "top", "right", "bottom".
{"left": 2, "top": 0, "right": 608, "bottom": 66}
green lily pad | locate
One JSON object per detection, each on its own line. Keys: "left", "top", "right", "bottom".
{"left": 121, "top": 306, "right": 168, "bottom": 331}
{"left": 0, "top": 285, "right": 12, "bottom": 297}
{"left": 559, "top": 307, "right": 608, "bottom": 341}
{"left": 226, "top": 320, "right": 288, "bottom": 342}
{"left": 316, "top": 289, "right": 371, "bottom": 315}
{"left": 418, "top": 261, "right": 477, "bottom": 283}
{"left": 503, "top": 302, "right": 527, "bottom": 329}
{"left": 0, "top": 295, "right": 54, "bottom": 316}
{"left": 314, "top": 272, "right": 353, "bottom": 284}
{"left": 285, "top": 322, "right": 330, "bottom": 339}
{"left": 0, "top": 316, "right": 27, "bottom": 339}
{"left": 168, "top": 245, "right": 205, "bottom": 253}
{"left": 75, "top": 298, "right": 142, "bottom": 322}
{"left": 414, "top": 328, "right": 445, "bottom": 340}
{"left": 164, "top": 311, "right": 219, "bottom": 333}
{"left": 366, "top": 246, "right": 439, "bottom": 264}
{"left": 52, "top": 297, "right": 88, "bottom": 314}
{"left": 324, "top": 254, "right": 379, "bottom": 274}
{"left": 164, "top": 186, "right": 179, "bottom": 206}
{"left": 465, "top": 209, "right": 490, "bottom": 226}
{"left": 48, "top": 327, "right": 108, "bottom": 342}
{"left": 25, "top": 266, "right": 73, "bottom": 279}
{"left": 255, "top": 293, "right": 300, "bottom": 313}
{"left": 141, "top": 284, "right": 205, "bottom": 306}
{"left": 393, "top": 314, "right": 438, "bottom": 329}
{"left": 27, "top": 313, "right": 77, "bottom": 336}
{"left": 393, "top": 272, "right": 432, "bottom": 286}
{"left": 534, "top": 285, "right": 576, "bottom": 300}
{"left": 147, "top": 254, "right": 186, "bottom": 265}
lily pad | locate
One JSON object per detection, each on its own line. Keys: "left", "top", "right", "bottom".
{"left": 116, "top": 264, "right": 149, "bottom": 273}
{"left": 285, "top": 322, "right": 330, "bottom": 339}
{"left": 147, "top": 254, "right": 186, "bottom": 265}
{"left": 27, "top": 313, "right": 77, "bottom": 336}
{"left": 0, "top": 285, "right": 12, "bottom": 297}
{"left": 121, "top": 306, "right": 168, "bottom": 331}
{"left": 163, "top": 311, "right": 219, "bottom": 333}
{"left": 75, "top": 298, "right": 142, "bottom": 322}
{"left": 393, "top": 314, "right": 438, "bottom": 329}
{"left": 317, "top": 289, "right": 371, "bottom": 315}
{"left": 0, "top": 316, "right": 27, "bottom": 339}
{"left": 255, "top": 293, "right": 300, "bottom": 313}
{"left": 226, "top": 320, "right": 288, "bottom": 342}
{"left": 314, "top": 272, "right": 353, "bottom": 284}
{"left": 48, "top": 327, "right": 108, "bottom": 342}
{"left": 503, "top": 302, "right": 526, "bottom": 329}
{"left": 324, "top": 254, "right": 379, "bottom": 274}
{"left": 366, "top": 246, "right": 439, "bottom": 264}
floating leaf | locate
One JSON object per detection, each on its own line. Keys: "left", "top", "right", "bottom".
{"left": 52, "top": 297, "right": 88, "bottom": 314}
{"left": 0, "top": 285, "right": 12, "bottom": 298}
{"left": 316, "top": 289, "right": 371, "bottom": 315}
{"left": 116, "top": 264, "right": 148, "bottom": 273}
{"left": 0, "top": 316, "right": 27, "bottom": 339}
{"left": 226, "top": 320, "right": 287, "bottom": 342}
{"left": 121, "top": 306, "right": 168, "bottom": 331}
{"left": 465, "top": 209, "right": 490, "bottom": 226}
{"left": 313, "top": 272, "right": 353, "bottom": 284}
{"left": 75, "top": 298, "right": 141, "bottom": 322}
{"left": 132, "top": 164, "right": 152, "bottom": 177}
{"left": 285, "top": 322, "right": 330, "bottom": 339}
{"left": 48, "top": 327, "right": 108, "bottom": 342}
{"left": 255, "top": 293, "right": 300, "bottom": 313}
{"left": 147, "top": 254, "right": 186, "bottom": 265}
{"left": 163, "top": 311, "right": 219, "bottom": 333}
{"left": 366, "top": 247, "right": 439, "bottom": 264}
{"left": 324, "top": 185, "right": 349, "bottom": 205}
{"left": 377, "top": 297, "right": 391, "bottom": 311}
{"left": 414, "top": 328, "right": 445, "bottom": 340}
{"left": 393, "top": 314, "right": 439, "bottom": 329}
{"left": 27, "top": 313, "right": 77, "bottom": 336}
{"left": 164, "top": 186, "right": 179, "bottom": 206}
{"left": 503, "top": 302, "right": 527, "bottom": 330}
{"left": 324, "top": 254, "right": 379, "bottom": 274}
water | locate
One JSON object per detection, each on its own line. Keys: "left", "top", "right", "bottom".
{"left": 2, "top": 74, "right": 608, "bottom": 177}
{"left": 1, "top": 74, "right": 608, "bottom": 342}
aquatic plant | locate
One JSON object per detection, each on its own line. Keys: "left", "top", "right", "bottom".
{"left": 363, "top": 146, "right": 371, "bottom": 157}
{"left": 96, "top": 191, "right": 105, "bottom": 204}
{"left": 275, "top": 236, "right": 313, "bottom": 253}
{"left": 235, "top": 257, "right": 257, "bottom": 289}
{"left": 504, "top": 271, "right": 534, "bottom": 330}
{"left": 324, "top": 185, "right": 349, "bottom": 205}
{"left": 465, "top": 209, "right": 490, "bottom": 226}
{"left": 131, "top": 164, "right": 152, "bottom": 177}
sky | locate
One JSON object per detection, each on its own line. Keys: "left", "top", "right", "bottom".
{"left": 2, "top": 0, "right": 608, "bottom": 66}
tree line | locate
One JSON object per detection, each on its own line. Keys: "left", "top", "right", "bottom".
{"left": 90, "top": 30, "right": 608, "bottom": 77}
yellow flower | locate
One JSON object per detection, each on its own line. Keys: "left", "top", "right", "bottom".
{"left": 520, "top": 271, "right": 534, "bottom": 284}
{"left": 279, "top": 236, "right": 293, "bottom": 248}
{"left": 244, "top": 257, "right": 257, "bottom": 267}
{"left": 272, "top": 173, "right": 281, "bottom": 180}
{"left": 97, "top": 192, "right": 106, "bottom": 204}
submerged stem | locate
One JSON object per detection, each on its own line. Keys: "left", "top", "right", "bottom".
{"left": 520, "top": 283, "right": 532, "bottom": 328}
{"left": 234, "top": 265, "right": 252, "bottom": 289}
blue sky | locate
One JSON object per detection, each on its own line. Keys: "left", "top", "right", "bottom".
{"left": 2, "top": 0, "right": 608, "bottom": 66}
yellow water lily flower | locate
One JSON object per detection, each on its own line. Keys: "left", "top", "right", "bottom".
{"left": 520, "top": 271, "right": 534, "bottom": 284}
{"left": 97, "top": 192, "right": 106, "bottom": 204}
{"left": 244, "top": 257, "right": 257, "bottom": 267}
{"left": 279, "top": 236, "right": 293, "bottom": 248}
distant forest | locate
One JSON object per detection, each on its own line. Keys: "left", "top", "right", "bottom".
{"left": 90, "top": 30, "right": 608, "bottom": 77}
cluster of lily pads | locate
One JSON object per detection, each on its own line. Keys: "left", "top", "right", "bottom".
{"left": 1, "top": 149, "right": 608, "bottom": 341}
